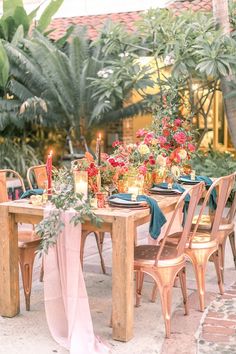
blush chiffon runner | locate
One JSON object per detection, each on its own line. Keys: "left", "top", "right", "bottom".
{"left": 43, "top": 209, "right": 110, "bottom": 354}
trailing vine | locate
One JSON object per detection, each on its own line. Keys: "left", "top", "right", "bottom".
{"left": 35, "top": 168, "right": 103, "bottom": 255}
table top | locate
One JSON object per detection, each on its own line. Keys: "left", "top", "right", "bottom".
{"left": 0, "top": 194, "right": 179, "bottom": 221}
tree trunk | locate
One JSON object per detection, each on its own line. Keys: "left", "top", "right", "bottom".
{"left": 212, "top": 0, "right": 236, "bottom": 148}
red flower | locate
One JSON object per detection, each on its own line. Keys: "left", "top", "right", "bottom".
{"left": 149, "top": 155, "right": 156, "bottom": 165}
{"left": 108, "top": 158, "right": 119, "bottom": 167}
{"left": 162, "top": 129, "right": 170, "bottom": 137}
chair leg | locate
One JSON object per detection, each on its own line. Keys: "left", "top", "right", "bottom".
{"left": 18, "top": 246, "right": 37, "bottom": 311}
{"left": 185, "top": 250, "right": 209, "bottom": 312}
{"left": 212, "top": 250, "right": 224, "bottom": 295}
{"left": 151, "top": 283, "right": 158, "bottom": 303}
{"left": 98, "top": 232, "right": 105, "bottom": 252}
{"left": 39, "top": 258, "right": 44, "bottom": 282}
{"left": 218, "top": 242, "right": 225, "bottom": 284}
{"left": 178, "top": 267, "right": 189, "bottom": 315}
{"left": 135, "top": 270, "right": 144, "bottom": 307}
{"left": 94, "top": 232, "right": 106, "bottom": 274}
{"left": 229, "top": 231, "right": 236, "bottom": 269}
{"left": 157, "top": 276, "right": 173, "bottom": 338}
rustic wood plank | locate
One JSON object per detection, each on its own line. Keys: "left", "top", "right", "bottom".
{"left": 0, "top": 204, "right": 19, "bottom": 317}
{"left": 111, "top": 215, "right": 135, "bottom": 341}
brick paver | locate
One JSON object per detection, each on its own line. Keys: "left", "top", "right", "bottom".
{"left": 197, "top": 282, "right": 236, "bottom": 353}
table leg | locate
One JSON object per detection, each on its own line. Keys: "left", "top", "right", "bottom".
{"left": 111, "top": 215, "right": 134, "bottom": 341}
{"left": 0, "top": 205, "right": 19, "bottom": 317}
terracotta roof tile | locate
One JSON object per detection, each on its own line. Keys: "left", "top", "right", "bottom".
{"left": 49, "top": 1, "right": 212, "bottom": 41}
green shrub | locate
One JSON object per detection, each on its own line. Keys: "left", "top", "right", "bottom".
{"left": 192, "top": 149, "right": 236, "bottom": 178}
{"left": 0, "top": 138, "right": 41, "bottom": 177}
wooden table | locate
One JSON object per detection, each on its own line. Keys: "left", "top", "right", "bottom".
{"left": 0, "top": 195, "right": 178, "bottom": 342}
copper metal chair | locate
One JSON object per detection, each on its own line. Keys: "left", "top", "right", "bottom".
{"left": 134, "top": 182, "right": 205, "bottom": 338}
{"left": 192, "top": 179, "right": 236, "bottom": 280}
{"left": 166, "top": 173, "right": 235, "bottom": 312}
{"left": 27, "top": 164, "right": 49, "bottom": 189}
{"left": 0, "top": 169, "right": 41, "bottom": 311}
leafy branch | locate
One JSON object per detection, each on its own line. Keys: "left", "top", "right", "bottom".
{"left": 35, "top": 168, "right": 103, "bottom": 255}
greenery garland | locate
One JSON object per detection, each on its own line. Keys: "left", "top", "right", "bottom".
{"left": 35, "top": 168, "right": 102, "bottom": 255}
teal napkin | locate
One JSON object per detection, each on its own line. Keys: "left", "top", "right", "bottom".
{"left": 20, "top": 188, "right": 44, "bottom": 199}
{"left": 180, "top": 175, "right": 217, "bottom": 210}
{"left": 109, "top": 193, "right": 167, "bottom": 240}
{"left": 153, "top": 182, "right": 190, "bottom": 224}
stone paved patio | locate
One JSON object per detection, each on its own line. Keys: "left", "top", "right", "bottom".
{"left": 0, "top": 224, "right": 236, "bottom": 354}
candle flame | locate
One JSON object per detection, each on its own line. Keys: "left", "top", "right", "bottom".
{"left": 98, "top": 133, "right": 102, "bottom": 140}
{"left": 49, "top": 150, "right": 53, "bottom": 156}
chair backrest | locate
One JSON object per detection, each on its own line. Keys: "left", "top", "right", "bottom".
{"left": 0, "top": 169, "right": 26, "bottom": 203}
{"left": 155, "top": 181, "right": 205, "bottom": 265}
{"left": 27, "top": 165, "right": 48, "bottom": 189}
{"left": 190, "top": 173, "right": 235, "bottom": 245}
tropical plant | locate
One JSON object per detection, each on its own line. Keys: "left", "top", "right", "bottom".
{"left": 0, "top": 26, "right": 154, "bottom": 144}
{"left": 0, "top": 0, "right": 64, "bottom": 42}
{"left": 0, "top": 137, "right": 41, "bottom": 176}
{"left": 192, "top": 148, "right": 236, "bottom": 178}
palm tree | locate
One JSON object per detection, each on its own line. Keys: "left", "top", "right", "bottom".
{"left": 212, "top": 0, "right": 236, "bottom": 148}
{"left": 2, "top": 30, "right": 100, "bottom": 140}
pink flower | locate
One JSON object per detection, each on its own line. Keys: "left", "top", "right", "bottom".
{"left": 101, "top": 153, "right": 109, "bottom": 160}
{"left": 188, "top": 143, "right": 196, "bottom": 152}
{"left": 162, "top": 116, "right": 170, "bottom": 126}
{"left": 173, "top": 132, "right": 187, "bottom": 145}
{"left": 174, "top": 118, "right": 182, "bottom": 127}
{"left": 112, "top": 140, "right": 121, "bottom": 148}
{"left": 157, "top": 136, "right": 167, "bottom": 145}
{"left": 144, "top": 132, "right": 154, "bottom": 144}
{"left": 136, "top": 128, "right": 148, "bottom": 138}
{"left": 138, "top": 165, "right": 147, "bottom": 175}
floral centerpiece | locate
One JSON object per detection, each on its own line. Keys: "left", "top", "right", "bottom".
{"left": 106, "top": 98, "right": 196, "bottom": 185}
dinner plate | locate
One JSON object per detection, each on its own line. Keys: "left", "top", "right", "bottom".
{"left": 149, "top": 187, "right": 182, "bottom": 195}
{"left": 108, "top": 197, "right": 148, "bottom": 208}
{"left": 178, "top": 178, "right": 199, "bottom": 185}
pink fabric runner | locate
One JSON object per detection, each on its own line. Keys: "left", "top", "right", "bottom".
{"left": 43, "top": 209, "right": 110, "bottom": 354}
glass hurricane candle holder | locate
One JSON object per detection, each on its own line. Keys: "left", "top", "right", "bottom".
{"left": 127, "top": 175, "right": 143, "bottom": 199}
{"left": 73, "top": 170, "right": 88, "bottom": 200}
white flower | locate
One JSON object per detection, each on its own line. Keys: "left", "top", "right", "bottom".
{"left": 103, "top": 73, "right": 109, "bottom": 78}
{"left": 157, "top": 155, "right": 167, "bottom": 167}
{"left": 178, "top": 149, "right": 187, "bottom": 160}
{"left": 138, "top": 144, "right": 150, "bottom": 155}
{"left": 107, "top": 69, "right": 113, "bottom": 74}
{"left": 97, "top": 70, "right": 105, "bottom": 77}
{"left": 164, "top": 54, "right": 175, "bottom": 66}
